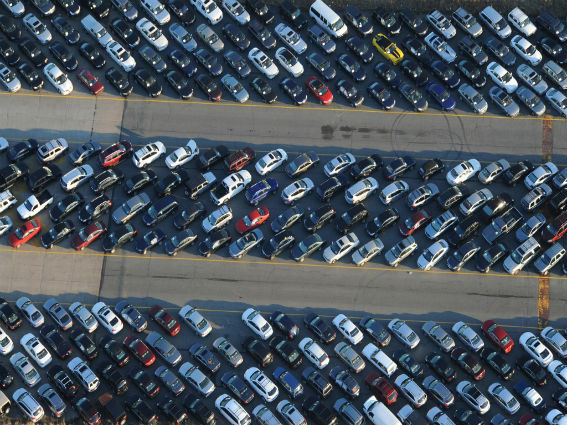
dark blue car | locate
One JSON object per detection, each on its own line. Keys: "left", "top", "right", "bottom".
{"left": 272, "top": 366, "right": 303, "bottom": 399}
{"left": 513, "top": 380, "right": 546, "bottom": 412}
{"left": 426, "top": 82, "right": 456, "bottom": 111}
{"left": 245, "top": 178, "right": 278, "bottom": 205}
{"left": 430, "top": 60, "right": 460, "bottom": 89}
{"left": 374, "top": 62, "right": 401, "bottom": 89}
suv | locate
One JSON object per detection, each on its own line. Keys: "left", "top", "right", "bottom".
{"left": 446, "top": 215, "right": 480, "bottom": 246}
{"left": 482, "top": 207, "right": 523, "bottom": 244}
{"left": 215, "top": 394, "right": 251, "bottom": 425}
{"left": 542, "top": 210, "right": 567, "bottom": 243}
{"left": 225, "top": 147, "right": 255, "bottom": 171}
{"left": 503, "top": 237, "right": 540, "bottom": 274}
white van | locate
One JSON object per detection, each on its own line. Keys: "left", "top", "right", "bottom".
{"left": 0, "top": 190, "right": 17, "bottom": 214}
{"left": 81, "top": 14, "right": 114, "bottom": 47}
{"left": 363, "top": 396, "right": 402, "bottom": 425}
{"left": 309, "top": 0, "right": 347, "bottom": 38}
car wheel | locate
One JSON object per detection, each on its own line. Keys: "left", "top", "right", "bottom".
{"left": 237, "top": 255, "right": 242, "bottom": 259}
{"left": 110, "top": 248, "right": 115, "bottom": 254}
{"left": 80, "top": 245, "right": 85, "bottom": 251}
{"left": 142, "top": 249, "right": 147, "bottom": 255}
{"left": 299, "top": 257, "right": 304, "bottom": 262}
{"left": 172, "top": 251, "right": 177, "bottom": 256}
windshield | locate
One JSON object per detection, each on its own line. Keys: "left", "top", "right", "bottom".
{"left": 330, "top": 18, "right": 344, "bottom": 32}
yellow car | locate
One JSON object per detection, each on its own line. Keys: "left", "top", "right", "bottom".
{"left": 372, "top": 33, "right": 404, "bottom": 65}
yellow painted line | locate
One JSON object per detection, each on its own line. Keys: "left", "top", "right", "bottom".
{"left": 542, "top": 115, "right": 554, "bottom": 162}
{"left": 537, "top": 276, "right": 550, "bottom": 330}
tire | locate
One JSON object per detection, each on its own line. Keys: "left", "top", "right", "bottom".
{"left": 205, "top": 253, "right": 211, "bottom": 258}
{"left": 299, "top": 257, "right": 304, "bottom": 262}
{"left": 80, "top": 245, "right": 85, "bottom": 251}
{"left": 142, "top": 249, "right": 147, "bottom": 255}
{"left": 172, "top": 251, "right": 177, "bottom": 256}
{"left": 110, "top": 248, "right": 115, "bottom": 254}
{"left": 15, "top": 244, "right": 20, "bottom": 249}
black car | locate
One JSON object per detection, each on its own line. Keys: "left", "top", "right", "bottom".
{"left": 80, "top": 0, "right": 109, "bottom": 18}
{"left": 279, "top": 0, "right": 308, "bottom": 30}
{"left": 401, "top": 58, "right": 429, "bottom": 87}
{"left": 360, "top": 317, "right": 391, "bottom": 346}
{"left": 78, "top": 194, "right": 112, "bottom": 224}
{"left": 50, "top": 193, "right": 84, "bottom": 223}
{"left": 538, "top": 37, "right": 567, "bottom": 64}
{"left": 336, "top": 53, "right": 366, "bottom": 82}
{"left": 455, "top": 409, "right": 484, "bottom": 425}
{"left": 169, "top": 49, "right": 198, "bottom": 78}
{"left": 304, "top": 204, "right": 336, "bottom": 233}
{"left": 447, "top": 215, "right": 480, "bottom": 246}
{"left": 393, "top": 349, "right": 424, "bottom": 378}
{"left": 111, "top": 18, "right": 139, "bottom": 48}
{"left": 476, "top": 243, "right": 508, "bottom": 273}
{"left": 155, "top": 170, "right": 189, "bottom": 197}
{"left": 139, "top": 44, "right": 167, "bottom": 74}
{"left": 40, "top": 324, "right": 72, "bottom": 359}
{"left": 166, "top": 70, "right": 193, "bottom": 99}
{"left": 221, "top": 371, "right": 254, "bottom": 404}
{"left": 429, "top": 60, "right": 460, "bottom": 89}
{"left": 173, "top": 203, "right": 206, "bottom": 230}
{"left": 0, "top": 298, "right": 21, "bottom": 330}
{"left": 316, "top": 175, "right": 350, "bottom": 201}
{"left": 41, "top": 220, "right": 75, "bottom": 249}
{"left": 536, "top": 10, "right": 567, "bottom": 43}
{"left": 199, "top": 229, "right": 232, "bottom": 257}
{"left": 28, "top": 164, "right": 62, "bottom": 193}
{"left": 302, "top": 368, "right": 333, "bottom": 398}
{"left": 458, "top": 36, "right": 488, "bottom": 66}
{"left": 55, "top": 0, "right": 80, "bottom": 15}
{"left": 336, "top": 79, "right": 364, "bottom": 107}
{"left": 504, "top": 160, "right": 534, "bottom": 186}
{"left": 222, "top": 23, "right": 250, "bottom": 51}
{"left": 344, "top": 4, "right": 373, "bottom": 36}
{"left": 302, "top": 396, "right": 338, "bottom": 425}
{"left": 195, "top": 73, "right": 222, "bottom": 101}
{"left": 345, "top": 36, "right": 373, "bottom": 64}
{"left": 425, "top": 352, "right": 457, "bottom": 383}
{"left": 193, "top": 48, "right": 222, "bottom": 76}
{"left": 399, "top": 8, "right": 429, "bottom": 36}
{"left": 0, "top": 15, "right": 20, "bottom": 40}
{"left": 285, "top": 152, "right": 319, "bottom": 178}
{"left": 125, "top": 395, "right": 158, "bottom": 424}
{"left": 17, "top": 62, "right": 44, "bottom": 90}
{"left": 329, "top": 366, "right": 360, "bottom": 398}
{"left": 243, "top": 337, "right": 274, "bottom": 367}
{"left": 124, "top": 169, "right": 157, "bottom": 195}
{"left": 484, "top": 37, "right": 516, "bottom": 67}
{"left": 437, "top": 186, "right": 466, "bottom": 210}
{"left": 159, "top": 399, "right": 189, "bottom": 424}
{"left": 90, "top": 168, "right": 124, "bottom": 194}
{"left": 383, "top": 156, "right": 416, "bottom": 180}
{"left": 269, "top": 337, "right": 303, "bottom": 368}
{"left": 269, "top": 311, "right": 299, "bottom": 340}
{"left": 553, "top": 390, "right": 567, "bottom": 410}
{"left": 164, "top": 229, "right": 198, "bottom": 256}
{"left": 80, "top": 42, "right": 105, "bottom": 69}
{"left": 166, "top": 0, "right": 194, "bottom": 25}
{"left": 480, "top": 348, "right": 515, "bottom": 380}
{"left": 0, "top": 365, "right": 13, "bottom": 389}
{"left": 51, "top": 14, "right": 80, "bottom": 44}
{"left": 306, "top": 52, "right": 336, "bottom": 81}
{"left": 271, "top": 204, "right": 305, "bottom": 233}
{"left": 448, "top": 242, "right": 481, "bottom": 272}
{"left": 7, "top": 139, "right": 38, "bottom": 162}
{"left": 418, "top": 158, "right": 444, "bottom": 180}
{"left": 456, "top": 59, "right": 486, "bottom": 88}
{"left": 262, "top": 230, "right": 295, "bottom": 259}
{"left": 304, "top": 312, "right": 336, "bottom": 343}
{"left": 70, "top": 329, "right": 97, "bottom": 359}
{"left": 198, "top": 145, "right": 229, "bottom": 170}
{"left": 517, "top": 356, "right": 547, "bottom": 386}
{"left": 47, "top": 365, "right": 78, "bottom": 399}
{"left": 100, "top": 364, "right": 128, "bottom": 395}
{"left": 367, "top": 81, "right": 395, "bottom": 109}
{"left": 0, "top": 39, "right": 19, "bottom": 66}
{"left": 480, "top": 193, "right": 513, "bottom": 222}
{"left": 280, "top": 77, "right": 307, "bottom": 105}
{"left": 102, "top": 223, "right": 137, "bottom": 253}
{"left": 130, "top": 369, "right": 160, "bottom": 398}
{"left": 134, "top": 68, "right": 162, "bottom": 97}
{"left": 189, "top": 344, "right": 221, "bottom": 374}
{"left": 0, "top": 162, "right": 29, "bottom": 191}
{"left": 350, "top": 156, "right": 381, "bottom": 182}
{"left": 19, "top": 38, "right": 48, "bottom": 67}
{"left": 374, "top": 62, "right": 401, "bottom": 89}
{"left": 250, "top": 77, "right": 277, "bottom": 103}
{"left": 224, "top": 50, "right": 251, "bottom": 78}
{"left": 248, "top": 18, "right": 276, "bottom": 49}
{"left": 105, "top": 66, "right": 132, "bottom": 96}
{"left": 100, "top": 336, "right": 130, "bottom": 366}
{"left": 373, "top": 7, "right": 401, "bottom": 34}
{"left": 336, "top": 203, "right": 368, "bottom": 234}
{"left": 245, "top": 0, "right": 273, "bottom": 24}
{"left": 403, "top": 36, "right": 433, "bottom": 65}
{"left": 183, "top": 394, "right": 216, "bottom": 425}
{"left": 49, "top": 41, "right": 78, "bottom": 72}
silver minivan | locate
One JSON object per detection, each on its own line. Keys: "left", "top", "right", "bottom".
{"left": 503, "top": 237, "right": 540, "bottom": 274}
{"left": 534, "top": 242, "right": 566, "bottom": 275}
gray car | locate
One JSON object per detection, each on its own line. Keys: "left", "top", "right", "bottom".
{"left": 112, "top": 192, "right": 151, "bottom": 224}
{"left": 139, "top": 44, "right": 167, "bottom": 73}
{"left": 516, "top": 64, "right": 548, "bottom": 95}
{"left": 0, "top": 62, "right": 21, "bottom": 93}
{"left": 69, "top": 142, "right": 101, "bottom": 165}
{"left": 179, "top": 361, "right": 216, "bottom": 397}
{"left": 489, "top": 86, "right": 520, "bottom": 117}
{"left": 516, "top": 213, "right": 546, "bottom": 243}
{"left": 421, "top": 321, "right": 455, "bottom": 352}
{"left": 155, "top": 366, "right": 185, "bottom": 396}
{"left": 533, "top": 242, "right": 566, "bottom": 275}
{"left": 145, "top": 331, "right": 182, "bottom": 366}
{"left": 223, "top": 50, "right": 251, "bottom": 78}
{"left": 385, "top": 236, "right": 417, "bottom": 267}
{"left": 169, "top": 22, "right": 197, "bottom": 52}
{"left": 43, "top": 298, "right": 73, "bottom": 331}
{"left": 542, "top": 60, "right": 567, "bottom": 90}
{"left": 23, "top": 13, "right": 52, "bottom": 45}
{"left": 213, "top": 337, "right": 244, "bottom": 368}
{"left": 334, "top": 342, "right": 365, "bottom": 373}
{"left": 229, "top": 228, "right": 263, "bottom": 258}
{"left": 516, "top": 86, "right": 546, "bottom": 116}
{"left": 458, "top": 83, "right": 488, "bottom": 114}
{"left": 422, "top": 375, "right": 454, "bottom": 407}
{"left": 333, "top": 398, "right": 364, "bottom": 425}
{"left": 221, "top": 74, "right": 249, "bottom": 103}
{"left": 197, "top": 23, "right": 224, "bottom": 52}
{"left": 10, "top": 352, "right": 41, "bottom": 387}
{"left": 111, "top": 0, "right": 138, "bottom": 20}
{"left": 37, "top": 383, "right": 66, "bottom": 417}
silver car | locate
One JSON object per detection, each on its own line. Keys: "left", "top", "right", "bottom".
{"left": 542, "top": 60, "right": 567, "bottom": 90}
{"left": 197, "top": 23, "right": 224, "bottom": 52}
{"left": 417, "top": 239, "right": 449, "bottom": 271}
{"left": 458, "top": 84, "right": 487, "bottom": 114}
{"left": 459, "top": 188, "right": 493, "bottom": 216}
{"left": 23, "top": 13, "right": 52, "bottom": 45}
{"left": 0, "top": 216, "right": 12, "bottom": 237}
{"left": 352, "top": 238, "right": 383, "bottom": 266}
{"left": 10, "top": 352, "right": 41, "bottom": 387}
{"left": 112, "top": 192, "right": 151, "bottom": 224}
{"left": 229, "top": 228, "right": 263, "bottom": 259}
{"left": 179, "top": 361, "right": 215, "bottom": 397}
{"left": 452, "top": 7, "right": 483, "bottom": 38}
{"left": 478, "top": 159, "right": 510, "bottom": 184}
{"left": 379, "top": 180, "right": 410, "bottom": 205}
{"left": 516, "top": 86, "right": 546, "bottom": 116}
{"left": 489, "top": 86, "right": 520, "bottom": 117}
{"left": 169, "top": 22, "right": 196, "bottom": 52}
{"left": 0, "top": 62, "right": 21, "bottom": 93}
{"left": 145, "top": 331, "right": 182, "bottom": 366}
{"left": 275, "top": 23, "right": 307, "bottom": 55}
{"left": 221, "top": 74, "right": 249, "bottom": 103}
{"left": 422, "top": 375, "right": 454, "bottom": 407}
{"left": 516, "top": 64, "right": 548, "bottom": 94}
{"left": 385, "top": 236, "right": 417, "bottom": 267}
{"left": 394, "top": 374, "right": 427, "bottom": 407}
{"left": 213, "top": 337, "right": 244, "bottom": 368}
{"left": 533, "top": 242, "right": 566, "bottom": 275}
{"left": 421, "top": 321, "right": 455, "bottom": 352}
{"left": 425, "top": 210, "right": 458, "bottom": 240}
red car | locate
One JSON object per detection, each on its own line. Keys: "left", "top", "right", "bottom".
{"left": 450, "top": 347, "right": 485, "bottom": 381}
{"left": 305, "top": 76, "right": 333, "bottom": 105}
{"left": 518, "top": 414, "right": 543, "bottom": 425}
{"left": 481, "top": 320, "right": 514, "bottom": 354}
{"left": 224, "top": 147, "right": 255, "bottom": 172}
{"left": 77, "top": 67, "right": 104, "bottom": 95}
{"left": 123, "top": 335, "right": 156, "bottom": 367}
{"left": 365, "top": 372, "right": 397, "bottom": 405}
{"left": 235, "top": 206, "right": 270, "bottom": 234}
{"left": 99, "top": 141, "right": 132, "bottom": 167}
{"left": 72, "top": 221, "right": 106, "bottom": 251}
{"left": 9, "top": 219, "right": 41, "bottom": 248}
{"left": 149, "top": 305, "right": 180, "bottom": 336}
{"left": 399, "top": 209, "right": 432, "bottom": 236}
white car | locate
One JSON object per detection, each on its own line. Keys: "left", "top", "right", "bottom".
{"left": 478, "top": 159, "right": 510, "bottom": 184}
{"left": 0, "top": 62, "right": 21, "bottom": 93}
{"left": 202, "top": 205, "right": 233, "bottom": 233}
{"left": 244, "top": 367, "right": 279, "bottom": 402}
{"left": 487, "top": 62, "right": 518, "bottom": 93}
{"left": 43, "top": 63, "right": 72, "bottom": 95}
{"left": 361, "top": 343, "right": 397, "bottom": 377}
{"left": 446, "top": 159, "right": 481, "bottom": 185}
{"left": 132, "top": 141, "right": 166, "bottom": 168}
{"left": 546, "top": 88, "right": 567, "bottom": 118}
{"left": 323, "top": 233, "right": 359, "bottom": 264}
{"left": 67, "top": 357, "right": 99, "bottom": 392}
{"left": 479, "top": 6, "right": 511, "bottom": 39}
{"left": 424, "top": 32, "right": 457, "bottom": 62}
{"left": 60, "top": 165, "right": 94, "bottom": 192}
{"left": 281, "top": 178, "right": 314, "bottom": 205}
{"left": 179, "top": 304, "right": 212, "bottom": 337}
{"left": 519, "top": 331, "right": 554, "bottom": 367}
{"left": 547, "top": 409, "right": 567, "bottom": 425}
{"left": 197, "top": 23, "right": 224, "bottom": 52}
{"left": 426, "top": 10, "right": 456, "bottom": 39}
{"left": 541, "top": 327, "right": 567, "bottom": 358}
{"left": 524, "top": 161, "right": 558, "bottom": 189}
{"left": 274, "top": 23, "right": 307, "bottom": 55}
{"left": 332, "top": 314, "right": 363, "bottom": 345}
{"left": 17, "top": 192, "right": 53, "bottom": 220}
{"left": 169, "top": 22, "right": 197, "bottom": 52}
{"left": 15, "top": 297, "right": 44, "bottom": 328}
{"left": 507, "top": 7, "right": 536, "bottom": 36}
{"left": 179, "top": 361, "right": 216, "bottom": 397}
{"left": 191, "top": 0, "right": 223, "bottom": 25}
{"left": 0, "top": 326, "right": 13, "bottom": 355}
{"left": 452, "top": 321, "right": 484, "bottom": 352}
{"left": 1, "top": 0, "right": 25, "bottom": 17}
{"left": 394, "top": 374, "right": 427, "bottom": 407}
{"left": 417, "top": 239, "right": 449, "bottom": 271}
{"left": 91, "top": 302, "right": 123, "bottom": 335}
{"left": 352, "top": 238, "right": 384, "bottom": 267}
{"left": 456, "top": 381, "right": 490, "bottom": 414}
{"left": 459, "top": 188, "right": 493, "bottom": 216}
{"left": 220, "top": 0, "right": 249, "bottom": 24}
{"left": 13, "top": 388, "right": 44, "bottom": 423}
{"left": 136, "top": 18, "right": 168, "bottom": 51}
{"left": 426, "top": 407, "right": 454, "bottom": 425}
{"left": 324, "top": 153, "right": 356, "bottom": 177}
{"left": 165, "top": 139, "right": 199, "bottom": 169}
{"left": 248, "top": 47, "right": 279, "bottom": 79}
{"left": 23, "top": 13, "right": 52, "bottom": 45}
{"left": 425, "top": 211, "right": 457, "bottom": 240}
{"left": 215, "top": 394, "right": 250, "bottom": 425}
{"left": 10, "top": 352, "right": 41, "bottom": 387}
{"left": 345, "top": 177, "right": 378, "bottom": 204}
{"left": 255, "top": 149, "right": 287, "bottom": 175}
{"left": 388, "top": 318, "right": 420, "bottom": 349}
{"left": 210, "top": 170, "right": 252, "bottom": 205}
{"left": 276, "top": 400, "right": 306, "bottom": 425}
{"left": 106, "top": 41, "right": 136, "bottom": 72}
{"left": 37, "top": 138, "right": 68, "bottom": 163}
{"left": 69, "top": 302, "right": 98, "bottom": 333}
{"left": 20, "top": 334, "right": 52, "bottom": 368}
{"left": 510, "top": 35, "right": 541, "bottom": 65}
{"left": 487, "top": 383, "right": 520, "bottom": 414}
{"left": 548, "top": 360, "right": 567, "bottom": 388}
{"left": 140, "top": 0, "right": 170, "bottom": 25}
{"left": 241, "top": 308, "right": 273, "bottom": 340}
{"left": 298, "top": 337, "right": 329, "bottom": 369}
{"left": 517, "top": 64, "right": 548, "bottom": 95}
{"left": 275, "top": 47, "right": 303, "bottom": 77}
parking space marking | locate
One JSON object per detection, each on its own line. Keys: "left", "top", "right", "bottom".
{"left": 538, "top": 276, "right": 550, "bottom": 330}
{"left": 542, "top": 115, "right": 553, "bottom": 162}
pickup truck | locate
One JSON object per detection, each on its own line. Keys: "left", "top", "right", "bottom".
{"left": 17, "top": 189, "right": 54, "bottom": 220}
{"left": 210, "top": 170, "right": 252, "bottom": 206}
{"left": 482, "top": 206, "right": 523, "bottom": 244}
